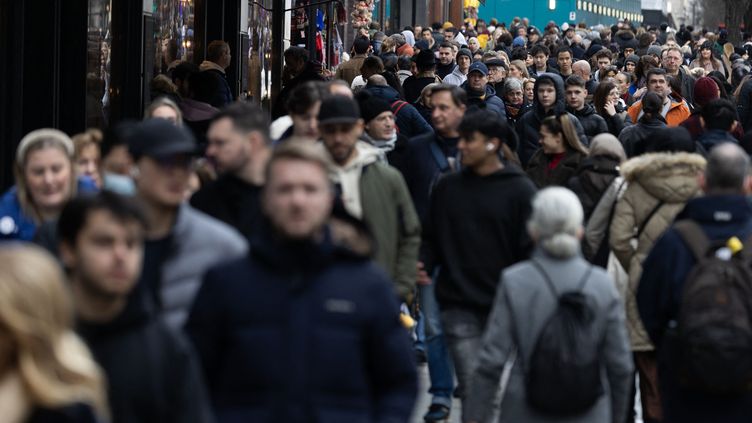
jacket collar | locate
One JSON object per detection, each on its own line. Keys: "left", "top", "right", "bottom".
{"left": 675, "top": 195, "right": 752, "bottom": 224}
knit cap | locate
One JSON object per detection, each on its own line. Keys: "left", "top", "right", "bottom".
{"left": 355, "top": 91, "right": 392, "bottom": 123}
{"left": 693, "top": 77, "right": 720, "bottom": 109}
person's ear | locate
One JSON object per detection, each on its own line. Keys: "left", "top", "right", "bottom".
{"left": 59, "top": 241, "right": 76, "bottom": 269}
{"left": 732, "top": 120, "right": 739, "bottom": 132}
{"left": 699, "top": 116, "right": 706, "bottom": 129}
{"left": 745, "top": 175, "right": 752, "bottom": 195}
{"left": 697, "top": 171, "right": 707, "bottom": 193}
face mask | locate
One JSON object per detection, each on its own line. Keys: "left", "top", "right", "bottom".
{"left": 103, "top": 173, "right": 136, "bottom": 196}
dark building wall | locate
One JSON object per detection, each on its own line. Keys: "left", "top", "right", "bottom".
{"left": 0, "top": 0, "right": 88, "bottom": 191}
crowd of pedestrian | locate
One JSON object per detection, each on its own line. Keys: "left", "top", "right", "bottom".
{"left": 3, "top": 13, "right": 752, "bottom": 423}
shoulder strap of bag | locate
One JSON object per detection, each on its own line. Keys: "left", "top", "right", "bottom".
{"left": 391, "top": 100, "right": 408, "bottom": 115}
{"left": 531, "top": 259, "right": 593, "bottom": 299}
{"left": 636, "top": 200, "right": 665, "bottom": 240}
{"left": 429, "top": 140, "right": 451, "bottom": 172}
{"left": 674, "top": 220, "right": 711, "bottom": 261}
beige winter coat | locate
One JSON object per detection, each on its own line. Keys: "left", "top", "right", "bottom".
{"left": 609, "top": 152, "right": 706, "bottom": 350}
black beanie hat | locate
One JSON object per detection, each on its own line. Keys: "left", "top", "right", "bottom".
{"left": 355, "top": 91, "right": 392, "bottom": 124}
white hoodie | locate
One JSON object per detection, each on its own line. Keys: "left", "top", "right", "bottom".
{"left": 323, "top": 141, "right": 383, "bottom": 219}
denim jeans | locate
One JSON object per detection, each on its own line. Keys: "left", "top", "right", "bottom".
{"left": 419, "top": 282, "right": 455, "bottom": 408}
{"left": 440, "top": 307, "right": 488, "bottom": 404}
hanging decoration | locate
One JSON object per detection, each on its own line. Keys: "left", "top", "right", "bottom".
{"left": 351, "top": 0, "right": 374, "bottom": 29}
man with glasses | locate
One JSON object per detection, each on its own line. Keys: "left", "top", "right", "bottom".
{"left": 128, "top": 119, "right": 248, "bottom": 330}
{"left": 662, "top": 46, "right": 696, "bottom": 107}
{"left": 484, "top": 58, "right": 508, "bottom": 94}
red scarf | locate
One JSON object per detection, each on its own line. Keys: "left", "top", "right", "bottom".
{"left": 546, "top": 152, "right": 566, "bottom": 173}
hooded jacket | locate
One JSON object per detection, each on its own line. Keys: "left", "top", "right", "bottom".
{"left": 461, "top": 81, "right": 507, "bottom": 123}
{"left": 637, "top": 195, "right": 752, "bottom": 423}
{"left": 364, "top": 84, "right": 433, "bottom": 138}
{"left": 567, "top": 137, "right": 625, "bottom": 221}
{"left": 628, "top": 96, "right": 691, "bottom": 127}
{"left": 609, "top": 152, "right": 706, "bottom": 350}
{"left": 326, "top": 142, "right": 421, "bottom": 300}
{"left": 568, "top": 103, "right": 609, "bottom": 141}
{"left": 515, "top": 73, "right": 589, "bottom": 167}
{"left": 422, "top": 166, "right": 537, "bottom": 313}
{"left": 77, "top": 294, "right": 213, "bottom": 423}
{"left": 186, "top": 220, "right": 418, "bottom": 422}
{"left": 441, "top": 66, "right": 467, "bottom": 86}
{"left": 615, "top": 29, "right": 639, "bottom": 50}
{"left": 199, "top": 61, "right": 233, "bottom": 108}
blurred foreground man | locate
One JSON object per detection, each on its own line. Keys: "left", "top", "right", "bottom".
{"left": 186, "top": 142, "right": 417, "bottom": 422}
{"left": 59, "top": 192, "right": 212, "bottom": 423}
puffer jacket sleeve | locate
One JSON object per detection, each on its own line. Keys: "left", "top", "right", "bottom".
{"left": 609, "top": 186, "right": 638, "bottom": 271}
{"left": 463, "top": 276, "right": 515, "bottom": 423}
{"left": 392, "top": 170, "right": 421, "bottom": 301}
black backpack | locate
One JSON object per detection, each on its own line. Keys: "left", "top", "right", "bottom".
{"left": 671, "top": 220, "right": 752, "bottom": 394}
{"left": 524, "top": 260, "right": 604, "bottom": 415}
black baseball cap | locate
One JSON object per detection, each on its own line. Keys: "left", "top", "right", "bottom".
{"left": 318, "top": 96, "right": 362, "bottom": 125}
{"left": 128, "top": 119, "right": 198, "bottom": 159}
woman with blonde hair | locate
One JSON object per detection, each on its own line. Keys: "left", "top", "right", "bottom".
{"left": 526, "top": 114, "right": 589, "bottom": 188}
{"left": 0, "top": 129, "right": 97, "bottom": 241}
{"left": 508, "top": 59, "right": 530, "bottom": 80}
{"left": 72, "top": 129, "right": 103, "bottom": 189}
{"left": 0, "top": 244, "right": 107, "bottom": 422}
{"left": 144, "top": 96, "right": 183, "bottom": 126}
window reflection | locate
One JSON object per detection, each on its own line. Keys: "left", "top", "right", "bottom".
{"left": 153, "top": 0, "right": 194, "bottom": 78}
{"left": 247, "top": 0, "right": 274, "bottom": 107}
{"left": 86, "top": 0, "right": 112, "bottom": 129}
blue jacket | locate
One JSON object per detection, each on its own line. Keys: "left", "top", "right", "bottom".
{"left": 185, "top": 222, "right": 417, "bottom": 423}
{"left": 460, "top": 82, "right": 508, "bottom": 124}
{"left": 696, "top": 129, "right": 738, "bottom": 152}
{"left": 637, "top": 195, "right": 752, "bottom": 423}
{"left": 364, "top": 84, "right": 433, "bottom": 139}
{"left": 402, "top": 131, "right": 457, "bottom": 223}
{"left": 0, "top": 178, "right": 97, "bottom": 241}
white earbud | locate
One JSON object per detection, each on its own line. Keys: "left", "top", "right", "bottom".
{"left": 486, "top": 143, "right": 494, "bottom": 151}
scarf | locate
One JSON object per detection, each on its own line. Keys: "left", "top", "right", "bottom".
{"left": 505, "top": 102, "right": 523, "bottom": 119}
{"left": 362, "top": 132, "right": 398, "bottom": 153}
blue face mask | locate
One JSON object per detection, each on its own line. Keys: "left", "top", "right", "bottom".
{"left": 102, "top": 173, "right": 136, "bottom": 196}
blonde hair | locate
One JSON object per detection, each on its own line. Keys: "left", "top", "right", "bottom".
{"left": 0, "top": 245, "right": 108, "bottom": 418}
{"left": 541, "top": 114, "right": 589, "bottom": 155}
{"left": 72, "top": 129, "right": 103, "bottom": 161}
{"left": 510, "top": 60, "right": 530, "bottom": 79}
{"left": 14, "top": 130, "right": 78, "bottom": 224}
{"left": 144, "top": 96, "right": 183, "bottom": 126}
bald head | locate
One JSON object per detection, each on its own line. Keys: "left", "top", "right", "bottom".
{"left": 705, "top": 143, "right": 751, "bottom": 195}
{"left": 367, "top": 74, "right": 388, "bottom": 87}
{"left": 572, "top": 61, "right": 591, "bottom": 80}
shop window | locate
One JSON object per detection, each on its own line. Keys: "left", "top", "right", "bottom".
{"left": 246, "top": 0, "right": 274, "bottom": 107}
{"left": 86, "top": 0, "right": 112, "bottom": 129}
{"left": 149, "top": 0, "right": 194, "bottom": 101}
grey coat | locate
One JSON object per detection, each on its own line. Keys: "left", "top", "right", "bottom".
{"left": 464, "top": 249, "right": 633, "bottom": 423}
{"left": 161, "top": 204, "right": 248, "bottom": 329}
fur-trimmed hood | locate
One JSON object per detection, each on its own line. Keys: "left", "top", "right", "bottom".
{"left": 620, "top": 152, "right": 706, "bottom": 202}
